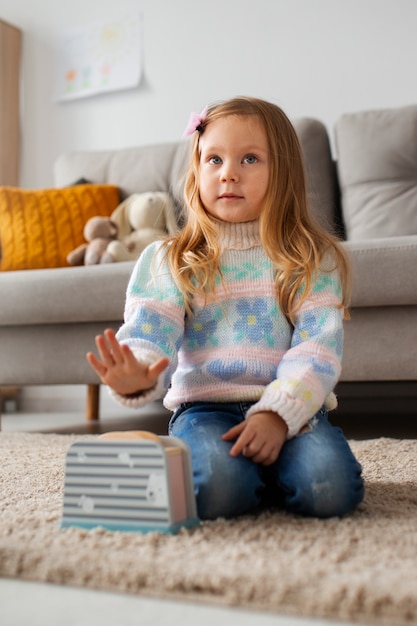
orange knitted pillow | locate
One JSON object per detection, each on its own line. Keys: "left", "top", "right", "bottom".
{"left": 0, "top": 184, "right": 120, "bottom": 271}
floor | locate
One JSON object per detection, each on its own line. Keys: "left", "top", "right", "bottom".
{"left": 1, "top": 577, "right": 363, "bottom": 626}
{"left": 1, "top": 393, "right": 414, "bottom": 626}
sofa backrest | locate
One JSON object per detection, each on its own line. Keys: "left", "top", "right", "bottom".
{"left": 54, "top": 117, "right": 341, "bottom": 236}
{"left": 54, "top": 143, "right": 181, "bottom": 200}
{"left": 293, "top": 118, "right": 341, "bottom": 236}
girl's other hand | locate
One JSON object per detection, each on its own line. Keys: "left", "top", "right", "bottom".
{"left": 86, "top": 328, "right": 169, "bottom": 396}
{"left": 222, "top": 411, "right": 288, "bottom": 466}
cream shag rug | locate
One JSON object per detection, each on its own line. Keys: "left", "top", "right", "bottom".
{"left": 1, "top": 433, "right": 417, "bottom": 626}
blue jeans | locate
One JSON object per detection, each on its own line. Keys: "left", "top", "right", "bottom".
{"left": 169, "top": 402, "right": 365, "bottom": 520}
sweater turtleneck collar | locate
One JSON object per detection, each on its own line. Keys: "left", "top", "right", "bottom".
{"left": 213, "top": 219, "right": 262, "bottom": 251}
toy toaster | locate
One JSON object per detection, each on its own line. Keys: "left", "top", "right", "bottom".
{"left": 61, "top": 431, "right": 199, "bottom": 534}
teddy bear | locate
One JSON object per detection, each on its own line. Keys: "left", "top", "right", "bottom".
{"left": 66, "top": 216, "right": 119, "bottom": 266}
{"left": 66, "top": 191, "right": 179, "bottom": 266}
{"left": 104, "top": 191, "right": 179, "bottom": 263}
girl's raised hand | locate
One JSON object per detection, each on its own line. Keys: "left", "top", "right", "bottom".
{"left": 86, "top": 328, "right": 169, "bottom": 396}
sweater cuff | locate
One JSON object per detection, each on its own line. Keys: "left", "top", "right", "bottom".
{"left": 108, "top": 377, "right": 164, "bottom": 409}
{"left": 246, "top": 391, "right": 309, "bottom": 439}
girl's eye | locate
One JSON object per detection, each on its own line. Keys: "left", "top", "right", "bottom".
{"left": 243, "top": 154, "right": 258, "bottom": 164}
{"left": 209, "top": 156, "right": 222, "bottom": 165}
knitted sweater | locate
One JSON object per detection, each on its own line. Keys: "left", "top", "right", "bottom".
{"left": 114, "top": 219, "right": 344, "bottom": 438}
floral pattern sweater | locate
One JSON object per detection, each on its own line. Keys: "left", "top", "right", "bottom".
{"left": 113, "top": 219, "right": 344, "bottom": 438}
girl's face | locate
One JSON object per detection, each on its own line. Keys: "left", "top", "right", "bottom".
{"left": 198, "top": 115, "right": 270, "bottom": 223}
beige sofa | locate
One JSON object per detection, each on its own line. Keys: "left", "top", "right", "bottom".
{"left": 1, "top": 105, "right": 417, "bottom": 424}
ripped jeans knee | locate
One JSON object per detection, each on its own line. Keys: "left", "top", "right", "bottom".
{"left": 268, "top": 408, "right": 365, "bottom": 518}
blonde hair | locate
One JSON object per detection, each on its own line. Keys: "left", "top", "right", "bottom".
{"left": 163, "top": 96, "right": 351, "bottom": 323}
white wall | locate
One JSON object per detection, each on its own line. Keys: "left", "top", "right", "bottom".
{"left": 2, "top": 0, "right": 417, "bottom": 189}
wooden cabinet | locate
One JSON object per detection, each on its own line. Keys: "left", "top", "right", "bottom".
{"left": 0, "top": 19, "right": 22, "bottom": 186}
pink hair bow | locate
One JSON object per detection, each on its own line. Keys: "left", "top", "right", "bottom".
{"left": 182, "top": 106, "right": 208, "bottom": 137}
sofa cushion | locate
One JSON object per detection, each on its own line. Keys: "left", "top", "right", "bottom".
{"left": 335, "top": 105, "right": 417, "bottom": 240}
{"left": 0, "top": 184, "right": 120, "bottom": 271}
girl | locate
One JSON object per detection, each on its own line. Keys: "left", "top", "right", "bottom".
{"left": 87, "top": 96, "right": 364, "bottom": 520}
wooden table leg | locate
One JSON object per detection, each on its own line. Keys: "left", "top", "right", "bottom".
{"left": 86, "top": 384, "right": 100, "bottom": 421}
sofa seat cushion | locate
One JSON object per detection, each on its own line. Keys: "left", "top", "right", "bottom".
{"left": 335, "top": 105, "right": 417, "bottom": 240}
{"left": 0, "top": 261, "right": 135, "bottom": 326}
{"left": 2, "top": 235, "right": 417, "bottom": 328}
{"left": 0, "top": 184, "right": 120, "bottom": 271}
{"left": 344, "top": 235, "right": 417, "bottom": 307}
